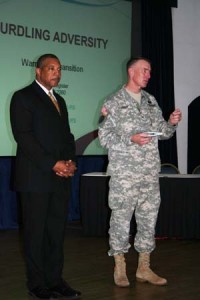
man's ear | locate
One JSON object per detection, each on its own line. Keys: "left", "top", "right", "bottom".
{"left": 128, "top": 67, "right": 134, "bottom": 78}
{"left": 35, "top": 67, "right": 40, "bottom": 77}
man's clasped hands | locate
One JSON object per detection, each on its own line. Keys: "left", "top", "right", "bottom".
{"left": 53, "top": 160, "right": 77, "bottom": 177}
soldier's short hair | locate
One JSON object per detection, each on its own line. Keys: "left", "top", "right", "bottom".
{"left": 126, "top": 57, "right": 151, "bottom": 72}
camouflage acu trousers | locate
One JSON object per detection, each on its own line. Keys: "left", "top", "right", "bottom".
{"left": 108, "top": 174, "right": 160, "bottom": 256}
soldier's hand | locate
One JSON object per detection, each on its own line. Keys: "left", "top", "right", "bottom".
{"left": 131, "top": 133, "right": 152, "bottom": 146}
{"left": 169, "top": 108, "right": 182, "bottom": 125}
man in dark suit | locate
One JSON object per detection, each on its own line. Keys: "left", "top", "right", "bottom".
{"left": 10, "top": 54, "right": 81, "bottom": 299}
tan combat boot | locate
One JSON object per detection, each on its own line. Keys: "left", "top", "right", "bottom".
{"left": 114, "top": 254, "right": 130, "bottom": 287}
{"left": 136, "top": 252, "right": 167, "bottom": 286}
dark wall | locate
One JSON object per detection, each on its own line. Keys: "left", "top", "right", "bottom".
{"left": 188, "top": 97, "right": 200, "bottom": 173}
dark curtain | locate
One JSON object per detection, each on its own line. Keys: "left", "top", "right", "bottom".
{"left": 0, "top": 156, "right": 108, "bottom": 229}
{"left": 187, "top": 97, "right": 200, "bottom": 173}
{"left": 140, "top": 0, "right": 178, "bottom": 167}
{"left": 0, "top": 158, "right": 19, "bottom": 229}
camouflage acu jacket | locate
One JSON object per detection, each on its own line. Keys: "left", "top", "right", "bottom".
{"left": 98, "top": 86, "right": 176, "bottom": 177}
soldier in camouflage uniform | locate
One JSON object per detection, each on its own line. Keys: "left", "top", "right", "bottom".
{"left": 98, "top": 57, "right": 182, "bottom": 287}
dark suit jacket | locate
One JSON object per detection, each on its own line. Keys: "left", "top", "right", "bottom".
{"left": 10, "top": 81, "right": 76, "bottom": 192}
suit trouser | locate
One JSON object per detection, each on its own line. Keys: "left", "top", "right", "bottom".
{"left": 20, "top": 184, "right": 70, "bottom": 290}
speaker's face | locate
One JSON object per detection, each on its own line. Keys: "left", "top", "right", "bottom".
{"left": 36, "top": 57, "right": 61, "bottom": 90}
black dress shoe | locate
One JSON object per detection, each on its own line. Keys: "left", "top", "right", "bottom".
{"left": 29, "top": 286, "right": 52, "bottom": 299}
{"left": 50, "top": 281, "right": 81, "bottom": 299}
